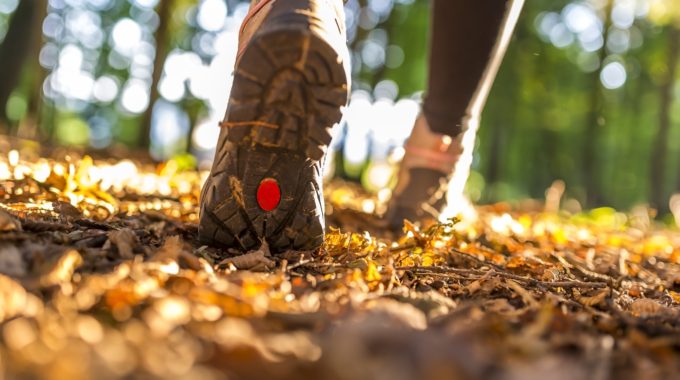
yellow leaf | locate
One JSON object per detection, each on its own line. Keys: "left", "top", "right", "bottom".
{"left": 365, "top": 261, "right": 381, "bottom": 283}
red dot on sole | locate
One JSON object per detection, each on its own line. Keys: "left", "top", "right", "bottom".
{"left": 256, "top": 178, "right": 281, "bottom": 211}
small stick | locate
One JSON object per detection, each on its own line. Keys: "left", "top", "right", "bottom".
{"left": 397, "top": 266, "right": 608, "bottom": 289}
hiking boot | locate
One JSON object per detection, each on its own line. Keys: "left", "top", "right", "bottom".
{"left": 385, "top": 115, "right": 465, "bottom": 230}
{"left": 199, "top": 0, "right": 350, "bottom": 252}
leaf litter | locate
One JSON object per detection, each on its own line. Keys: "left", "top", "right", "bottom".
{"left": 1, "top": 149, "right": 680, "bottom": 379}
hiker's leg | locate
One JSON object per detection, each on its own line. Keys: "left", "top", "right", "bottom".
{"left": 424, "top": 0, "right": 522, "bottom": 136}
{"left": 386, "top": 0, "right": 524, "bottom": 227}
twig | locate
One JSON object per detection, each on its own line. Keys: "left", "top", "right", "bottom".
{"left": 397, "top": 265, "right": 608, "bottom": 289}
{"left": 563, "top": 250, "right": 614, "bottom": 283}
{"left": 389, "top": 243, "right": 416, "bottom": 253}
{"left": 74, "top": 218, "right": 114, "bottom": 230}
{"left": 448, "top": 247, "right": 506, "bottom": 272}
{"left": 286, "top": 258, "right": 312, "bottom": 271}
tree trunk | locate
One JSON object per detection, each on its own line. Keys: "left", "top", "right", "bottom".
{"left": 652, "top": 27, "right": 680, "bottom": 213}
{"left": 17, "top": 0, "right": 48, "bottom": 141}
{"left": 582, "top": 0, "right": 613, "bottom": 208}
{"left": 139, "top": 0, "right": 175, "bottom": 148}
{"left": 0, "top": 0, "right": 39, "bottom": 132}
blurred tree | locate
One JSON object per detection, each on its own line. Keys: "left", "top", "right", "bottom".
{"left": 2, "top": 0, "right": 680, "bottom": 212}
{"left": 140, "top": 0, "right": 176, "bottom": 148}
{"left": 582, "top": 0, "right": 612, "bottom": 207}
{"left": 651, "top": 26, "right": 679, "bottom": 212}
{"left": 647, "top": 0, "right": 680, "bottom": 211}
{"left": 21, "top": 0, "right": 48, "bottom": 141}
{"left": 0, "top": 0, "right": 43, "bottom": 133}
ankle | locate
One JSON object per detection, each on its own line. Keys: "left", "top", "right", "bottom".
{"left": 401, "top": 115, "right": 463, "bottom": 174}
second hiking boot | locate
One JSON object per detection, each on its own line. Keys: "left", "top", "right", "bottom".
{"left": 385, "top": 115, "right": 464, "bottom": 230}
{"left": 199, "top": 0, "right": 350, "bottom": 252}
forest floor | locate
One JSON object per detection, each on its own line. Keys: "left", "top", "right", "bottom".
{"left": 1, "top": 147, "right": 680, "bottom": 380}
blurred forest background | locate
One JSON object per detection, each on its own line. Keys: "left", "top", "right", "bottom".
{"left": 1, "top": 0, "right": 680, "bottom": 214}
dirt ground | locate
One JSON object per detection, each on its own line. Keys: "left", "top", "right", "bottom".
{"left": 1, "top": 150, "right": 680, "bottom": 380}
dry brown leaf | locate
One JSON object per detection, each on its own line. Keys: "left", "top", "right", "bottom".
{"left": 482, "top": 298, "right": 517, "bottom": 315}
{"left": 506, "top": 279, "right": 539, "bottom": 308}
{"left": 384, "top": 287, "right": 456, "bottom": 318}
{"left": 152, "top": 235, "right": 184, "bottom": 261}
{"left": 219, "top": 241, "right": 275, "bottom": 271}
{"left": 39, "top": 249, "right": 83, "bottom": 287}
{"left": 403, "top": 219, "right": 423, "bottom": 241}
{"left": 627, "top": 283, "right": 643, "bottom": 298}
{"left": 108, "top": 228, "right": 138, "bottom": 259}
{"left": 152, "top": 235, "right": 203, "bottom": 270}
{"left": 53, "top": 201, "right": 82, "bottom": 220}
{"left": 466, "top": 270, "right": 500, "bottom": 295}
{"left": 506, "top": 256, "right": 546, "bottom": 274}
{"left": 541, "top": 268, "right": 562, "bottom": 282}
{"left": 363, "top": 298, "right": 427, "bottom": 330}
{"left": 669, "top": 291, "right": 680, "bottom": 304}
{"left": 43, "top": 169, "right": 67, "bottom": 191}
{"left": 576, "top": 289, "right": 609, "bottom": 307}
{"left": 8, "top": 153, "right": 680, "bottom": 379}
{"left": 0, "top": 208, "right": 21, "bottom": 232}
{"left": 629, "top": 298, "right": 667, "bottom": 318}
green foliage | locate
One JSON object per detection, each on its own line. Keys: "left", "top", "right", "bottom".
{"left": 55, "top": 114, "right": 90, "bottom": 146}
{"left": 380, "top": 1, "right": 429, "bottom": 95}
{"left": 2, "top": 0, "right": 680, "bottom": 211}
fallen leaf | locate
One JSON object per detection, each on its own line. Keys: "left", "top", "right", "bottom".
{"left": 108, "top": 228, "right": 138, "bottom": 259}
{"left": 39, "top": 249, "right": 83, "bottom": 287}
{"left": 669, "top": 291, "right": 680, "bottom": 304}
{"left": 482, "top": 298, "right": 517, "bottom": 315}
{"left": 219, "top": 241, "right": 275, "bottom": 271}
{"left": 53, "top": 201, "right": 82, "bottom": 220}
{"left": 152, "top": 235, "right": 184, "bottom": 261}
{"left": 506, "top": 279, "right": 539, "bottom": 308}
{"left": 152, "top": 235, "right": 203, "bottom": 270}
{"left": 466, "top": 270, "right": 500, "bottom": 295}
{"left": 0, "top": 209, "right": 21, "bottom": 232}
{"left": 403, "top": 219, "right": 423, "bottom": 242}
{"left": 364, "top": 260, "right": 382, "bottom": 284}
{"left": 576, "top": 289, "right": 609, "bottom": 307}
{"left": 630, "top": 298, "right": 666, "bottom": 318}
{"left": 363, "top": 298, "right": 427, "bottom": 330}
{"left": 383, "top": 286, "right": 456, "bottom": 318}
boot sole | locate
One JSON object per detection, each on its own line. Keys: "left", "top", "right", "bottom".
{"left": 199, "top": 1, "right": 349, "bottom": 252}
